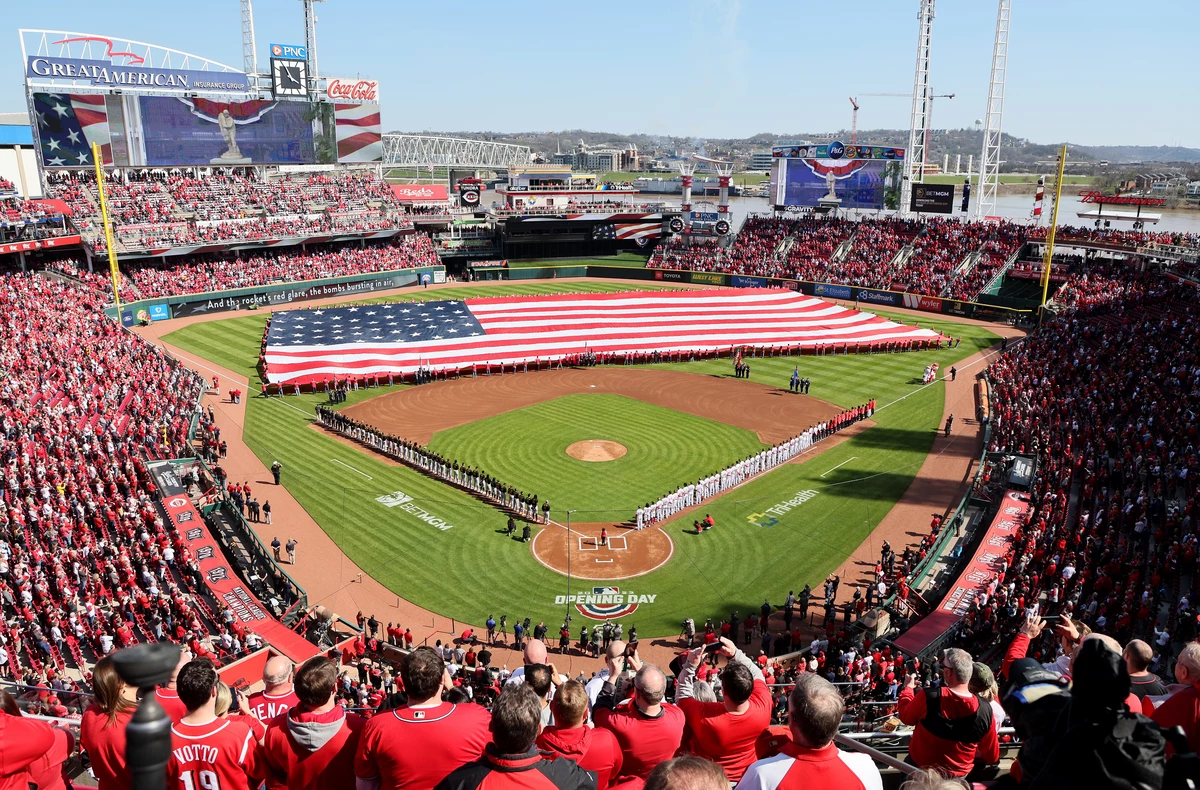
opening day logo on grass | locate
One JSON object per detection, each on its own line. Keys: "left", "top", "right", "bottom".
{"left": 375, "top": 490, "right": 455, "bottom": 531}
{"left": 556, "top": 586, "right": 656, "bottom": 620}
{"left": 746, "top": 489, "right": 820, "bottom": 528}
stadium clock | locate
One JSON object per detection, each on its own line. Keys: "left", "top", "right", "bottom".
{"left": 271, "top": 58, "right": 308, "bottom": 98}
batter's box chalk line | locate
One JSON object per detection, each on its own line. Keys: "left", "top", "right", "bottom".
{"left": 578, "top": 536, "right": 599, "bottom": 551}
{"left": 607, "top": 536, "right": 628, "bottom": 551}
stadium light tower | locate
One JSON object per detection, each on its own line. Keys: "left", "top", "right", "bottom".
{"left": 240, "top": 0, "right": 258, "bottom": 76}
{"left": 901, "top": 0, "right": 937, "bottom": 216}
{"left": 975, "top": 0, "right": 1012, "bottom": 218}
{"left": 301, "top": 0, "right": 326, "bottom": 101}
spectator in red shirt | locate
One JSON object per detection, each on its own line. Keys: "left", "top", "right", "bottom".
{"left": 355, "top": 647, "right": 490, "bottom": 790}
{"left": 538, "top": 680, "right": 623, "bottom": 790}
{"left": 897, "top": 648, "right": 999, "bottom": 777}
{"left": 262, "top": 656, "right": 365, "bottom": 790}
{"left": 1152, "top": 642, "right": 1200, "bottom": 752}
{"left": 593, "top": 650, "right": 685, "bottom": 780}
{"left": 0, "top": 699, "right": 56, "bottom": 790}
{"left": 168, "top": 658, "right": 263, "bottom": 790}
{"left": 81, "top": 656, "right": 139, "bottom": 790}
{"left": 248, "top": 655, "right": 300, "bottom": 722}
{"left": 0, "top": 689, "right": 71, "bottom": 790}
{"left": 155, "top": 649, "right": 193, "bottom": 724}
{"left": 736, "top": 674, "right": 882, "bottom": 790}
{"left": 674, "top": 637, "right": 772, "bottom": 782}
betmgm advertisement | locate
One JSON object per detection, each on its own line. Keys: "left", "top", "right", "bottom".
{"left": 770, "top": 142, "right": 903, "bottom": 211}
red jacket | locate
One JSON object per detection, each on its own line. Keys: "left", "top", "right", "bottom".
{"left": 537, "top": 725, "right": 623, "bottom": 790}
{"left": 262, "top": 706, "right": 366, "bottom": 790}
{"left": 897, "top": 686, "right": 1000, "bottom": 777}
{"left": 0, "top": 712, "right": 55, "bottom": 790}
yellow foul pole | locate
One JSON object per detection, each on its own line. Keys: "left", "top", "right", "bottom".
{"left": 91, "top": 142, "right": 121, "bottom": 307}
{"left": 1039, "top": 145, "right": 1068, "bottom": 310}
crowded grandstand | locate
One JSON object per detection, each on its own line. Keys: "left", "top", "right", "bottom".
{"left": 6, "top": 5, "right": 1200, "bottom": 790}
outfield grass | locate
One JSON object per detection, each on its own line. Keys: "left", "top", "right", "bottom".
{"left": 164, "top": 286, "right": 998, "bottom": 636}
{"left": 428, "top": 394, "right": 766, "bottom": 518}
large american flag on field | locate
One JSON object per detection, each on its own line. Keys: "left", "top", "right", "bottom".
{"left": 263, "top": 288, "right": 941, "bottom": 385}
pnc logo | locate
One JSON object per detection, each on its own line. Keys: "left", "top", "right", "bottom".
{"left": 270, "top": 44, "right": 307, "bottom": 59}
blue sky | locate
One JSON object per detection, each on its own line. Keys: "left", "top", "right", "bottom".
{"left": 7, "top": 0, "right": 1197, "bottom": 147}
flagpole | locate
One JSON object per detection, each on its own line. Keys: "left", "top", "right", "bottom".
{"left": 91, "top": 142, "right": 121, "bottom": 308}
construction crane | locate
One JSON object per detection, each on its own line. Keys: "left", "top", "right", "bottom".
{"left": 849, "top": 97, "right": 860, "bottom": 144}
{"left": 862, "top": 91, "right": 953, "bottom": 180}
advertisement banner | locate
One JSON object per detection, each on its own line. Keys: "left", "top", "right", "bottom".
{"left": 773, "top": 142, "right": 906, "bottom": 160}
{"left": 147, "top": 303, "right": 170, "bottom": 321}
{"left": 812, "top": 283, "right": 852, "bottom": 300}
{"left": 0, "top": 235, "right": 82, "bottom": 254}
{"left": 27, "top": 56, "right": 249, "bottom": 93}
{"left": 390, "top": 184, "right": 449, "bottom": 202}
{"left": 909, "top": 184, "right": 955, "bottom": 214}
{"left": 854, "top": 288, "right": 900, "bottom": 307}
{"left": 139, "top": 96, "right": 317, "bottom": 165}
{"left": 149, "top": 462, "right": 317, "bottom": 662}
{"left": 269, "top": 43, "right": 308, "bottom": 60}
{"left": 689, "top": 271, "right": 726, "bottom": 285}
{"left": 653, "top": 270, "right": 686, "bottom": 282}
{"left": 326, "top": 79, "right": 379, "bottom": 103}
{"left": 893, "top": 490, "right": 1031, "bottom": 655}
{"left": 166, "top": 271, "right": 429, "bottom": 318}
{"left": 731, "top": 275, "right": 767, "bottom": 289}
{"left": 901, "top": 292, "right": 944, "bottom": 313}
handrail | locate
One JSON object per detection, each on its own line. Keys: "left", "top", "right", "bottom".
{"left": 834, "top": 734, "right": 917, "bottom": 775}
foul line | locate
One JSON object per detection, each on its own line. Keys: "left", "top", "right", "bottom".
{"left": 819, "top": 456, "right": 857, "bottom": 478}
{"left": 331, "top": 459, "right": 373, "bottom": 480}
{"left": 876, "top": 337, "right": 1023, "bottom": 413}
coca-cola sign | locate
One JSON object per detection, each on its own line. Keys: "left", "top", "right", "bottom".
{"left": 326, "top": 78, "right": 379, "bottom": 102}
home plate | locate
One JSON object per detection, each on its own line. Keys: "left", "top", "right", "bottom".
{"left": 595, "top": 558, "right": 614, "bottom": 563}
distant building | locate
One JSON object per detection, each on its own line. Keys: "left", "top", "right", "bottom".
{"left": 749, "top": 151, "right": 774, "bottom": 171}
{"left": 0, "top": 114, "right": 38, "bottom": 197}
{"left": 550, "top": 141, "right": 639, "bottom": 173}
{"left": 1187, "top": 181, "right": 1200, "bottom": 199}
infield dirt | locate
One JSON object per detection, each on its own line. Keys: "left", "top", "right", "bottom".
{"left": 342, "top": 367, "right": 844, "bottom": 445}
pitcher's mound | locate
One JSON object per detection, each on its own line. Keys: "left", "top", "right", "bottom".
{"left": 567, "top": 440, "right": 628, "bottom": 462}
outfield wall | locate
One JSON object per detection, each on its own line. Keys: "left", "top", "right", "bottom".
{"left": 104, "top": 266, "right": 446, "bottom": 324}
{"left": 585, "top": 265, "right": 1035, "bottom": 322}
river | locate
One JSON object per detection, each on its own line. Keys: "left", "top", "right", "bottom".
{"left": 721, "top": 194, "right": 1200, "bottom": 235}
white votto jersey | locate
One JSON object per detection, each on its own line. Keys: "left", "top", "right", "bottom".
{"left": 735, "top": 746, "right": 883, "bottom": 790}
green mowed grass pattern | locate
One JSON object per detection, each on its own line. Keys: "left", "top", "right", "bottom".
{"left": 428, "top": 394, "right": 766, "bottom": 517}
{"left": 164, "top": 286, "right": 998, "bottom": 636}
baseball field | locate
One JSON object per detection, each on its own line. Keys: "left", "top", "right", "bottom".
{"left": 163, "top": 280, "right": 999, "bottom": 637}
